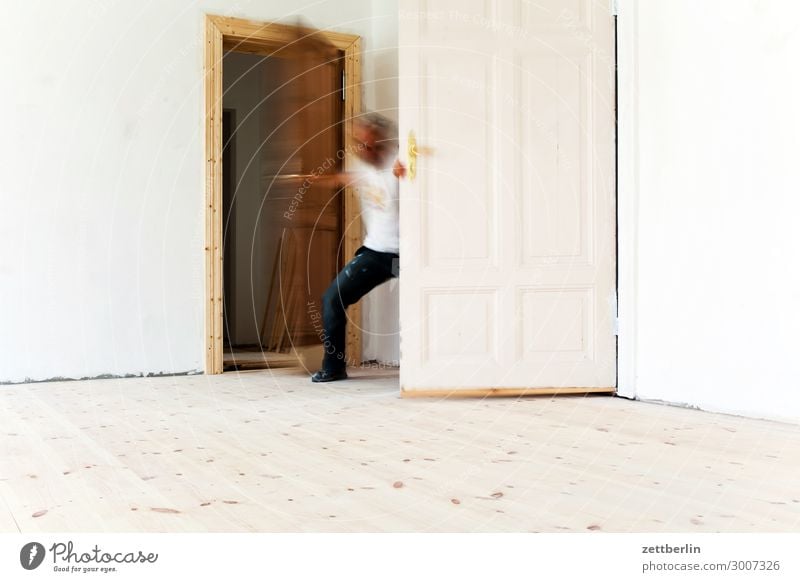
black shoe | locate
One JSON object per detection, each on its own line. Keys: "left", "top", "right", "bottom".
{"left": 310, "top": 369, "right": 348, "bottom": 383}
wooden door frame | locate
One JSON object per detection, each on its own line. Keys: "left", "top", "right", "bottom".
{"left": 204, "top": 15, "right": 363, "bottom": 374}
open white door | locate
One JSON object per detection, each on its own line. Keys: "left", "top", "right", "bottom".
{"left": 399, "top": 0, "right": 616, "bottom": 395}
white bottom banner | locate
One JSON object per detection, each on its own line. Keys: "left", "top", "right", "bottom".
{"left": 1, "top": 533, "right": 796, "bottom": 581}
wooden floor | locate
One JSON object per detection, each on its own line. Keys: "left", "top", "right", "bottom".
{"left": 2, "top": 368, "right": 799, "bottom": 532}
{"left": 223, "top": 347, "right": 299, "bottom": 370}
{"left": 223, "top": 345, "right": 325, "bottom": 371}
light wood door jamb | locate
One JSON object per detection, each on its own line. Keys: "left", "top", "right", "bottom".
{"left": 204, "top": 15, "right": 363, "bottom": 374}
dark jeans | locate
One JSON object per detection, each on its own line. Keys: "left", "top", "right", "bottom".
{"left": 321, "top": 245, "right": 399, "bottom": 372}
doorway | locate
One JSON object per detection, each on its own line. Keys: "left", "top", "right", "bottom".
{"left": 205, "top": 16, "right": 363, "bottom": 374}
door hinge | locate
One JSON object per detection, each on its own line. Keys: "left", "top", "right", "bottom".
{"left": 341, "top": 71, "right": 346, "bottom": 101}
{"left": 611, "top": 0, "right": 619, "bottom": 16}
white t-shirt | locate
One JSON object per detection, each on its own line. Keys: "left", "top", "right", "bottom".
{"left": 353, "top": 158, "right": 400, "bottom": 254}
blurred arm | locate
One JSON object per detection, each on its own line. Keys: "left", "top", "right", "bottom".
{"left": 309, "top": 171, "right": 361, "bottom": 188}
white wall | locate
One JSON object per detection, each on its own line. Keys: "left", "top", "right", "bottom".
{"left": 620, "top": 0, "right": 800, "bottom": 422}
{"left": 361, "top": 0, "right": 400, "bottom": 364}
{"left": 0, "top": 0, "right": 398, "bottom": 382}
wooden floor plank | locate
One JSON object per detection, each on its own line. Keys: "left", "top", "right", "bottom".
{"left": 1, "top": 368, "right": 799, "bottom": 532}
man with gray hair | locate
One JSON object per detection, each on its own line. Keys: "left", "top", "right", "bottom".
{"left": 309, "top": 112, "right": 405, "bottom": 382}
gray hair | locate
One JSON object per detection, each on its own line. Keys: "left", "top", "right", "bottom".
{"left": 355, "top": 111, "right": 398, "bottom": 149}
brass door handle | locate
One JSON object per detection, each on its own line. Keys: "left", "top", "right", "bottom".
{"left": 408, "top": 131, "right": 418, "bottom": 181}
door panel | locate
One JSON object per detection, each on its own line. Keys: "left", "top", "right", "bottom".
{"left": 399, "top": 0, "right": 616, "bottom": 392}
{"left": 260, "top": 28, "right": 344, "bottom": 350}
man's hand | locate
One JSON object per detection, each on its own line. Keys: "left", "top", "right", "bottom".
{"left": 393, "top": 159, "right": 407, "bottom": 178}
